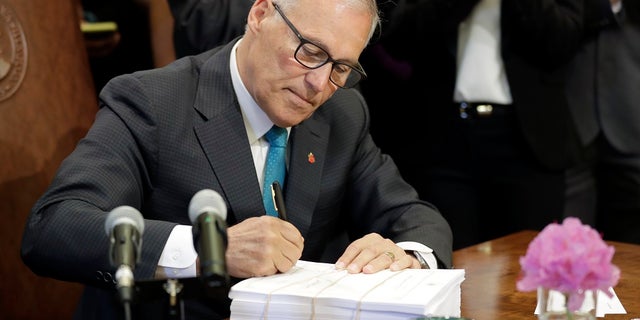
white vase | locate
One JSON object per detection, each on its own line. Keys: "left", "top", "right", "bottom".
{"left": 537, "top": 287, "right": 597, "bottom": 320}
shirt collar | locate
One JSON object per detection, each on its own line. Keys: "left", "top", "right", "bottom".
{"left": 230, "top": 39, "right": 274, "bottom": 144}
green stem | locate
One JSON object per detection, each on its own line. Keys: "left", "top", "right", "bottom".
{"left": 564, "top": 292, "right": 573, "bottom": 320}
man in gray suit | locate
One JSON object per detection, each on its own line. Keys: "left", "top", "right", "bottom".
{"left": 21, "top": 0, "right": 453, "bottom": 318}
{"left": 566, "top": 0, "right": 640, "bottom": 244}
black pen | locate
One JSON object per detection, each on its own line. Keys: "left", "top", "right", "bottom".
{"left": 271, "top": 181, "right": 288, "bottom": 221}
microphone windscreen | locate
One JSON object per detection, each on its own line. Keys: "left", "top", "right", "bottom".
{"left": 188, "top": 189, "right": 228, "bottom": 224}
{"left": 105, "top": 206, "right": 145, "bottom": 236}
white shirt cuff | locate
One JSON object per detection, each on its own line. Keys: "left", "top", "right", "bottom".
{"left": 396, "top": 241, "right": 438, "bottom": 269}
{"left": 158, "top": 225, "right": 198, "bottom": 278}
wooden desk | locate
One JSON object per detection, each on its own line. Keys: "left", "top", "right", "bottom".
{"left": 453, "top": 230, "right": 639, "bottom": 320}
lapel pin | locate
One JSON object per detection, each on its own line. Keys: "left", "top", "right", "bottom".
{"left": 307, "top": 152, "right": 315, "bottom": 164}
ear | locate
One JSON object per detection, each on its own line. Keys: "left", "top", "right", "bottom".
{"left": 246, "top": 0, "right": 272, "bottom": 32}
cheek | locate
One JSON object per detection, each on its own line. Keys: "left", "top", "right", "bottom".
{"left": 275, "top": 46, "right": 311, "bottom": 76}
{"left": 256, "top": 47, "right": 292, "bottom": 81}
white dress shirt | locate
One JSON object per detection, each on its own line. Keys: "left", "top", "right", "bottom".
{"left": 454, "top": 0, "right": 512, "bottom": 104}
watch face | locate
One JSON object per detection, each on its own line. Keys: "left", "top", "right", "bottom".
{"left": 413, "top": 251, "right": 430, "bottom": 269}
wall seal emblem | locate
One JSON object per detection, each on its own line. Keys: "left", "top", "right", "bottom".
{"left": 0, "top": 1, "right": 28, "bottom": 102}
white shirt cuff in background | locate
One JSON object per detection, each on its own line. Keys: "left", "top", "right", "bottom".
{"left": 612, "top": 1, "right": 622, "bottom": 13}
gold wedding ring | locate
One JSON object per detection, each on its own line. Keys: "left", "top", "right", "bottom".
{"left": 384, "top": 251, "right": 395, "bottom": 261}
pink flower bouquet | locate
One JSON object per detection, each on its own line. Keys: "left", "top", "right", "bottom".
{"left": 516, "top": 217, "right": 620, "bottom": 311}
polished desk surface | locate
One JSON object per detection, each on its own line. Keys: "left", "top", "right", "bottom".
{"left": 453, "top": 230, "right": 639, "bottom": 320}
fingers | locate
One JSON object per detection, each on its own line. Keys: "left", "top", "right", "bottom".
{"left": 383, "top": 251, "right": 395, "bottom": 261}
{"left": 362, "top": 249, "right": 413, "bottom": 273}
{"left": 275, "top": 220, "right": 304, "bottom": 271}
{"left": 225, "top": 216, "right": 303, "bottom": 278}
{"left": 335, "top": 233, "right": 415, "bottom": 274}
{"left": 279, "top": 217, "right": 305, "bottom": 252}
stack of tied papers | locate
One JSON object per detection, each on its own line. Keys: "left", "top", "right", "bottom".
{"left": 229, "top": 260, "right": 465, "bottom": 320}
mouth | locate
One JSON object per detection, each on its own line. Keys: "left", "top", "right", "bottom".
{"left": 286, "top": 88, "right": 315, "bottom": 107}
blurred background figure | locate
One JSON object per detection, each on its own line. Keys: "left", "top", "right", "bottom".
{"left": 76, "top": 0, "right": 175, "bottom": 92}
{"left": 361, "top": 0, "right": 599, "bottom": 250}
{"left": 168, "top": 0, "right": 254, "bottom": 58}
{"left": 358, "top": 1, "right": 415, "bottom": 169}
{"left": 148, "top": 0, "right": 177, "bottom": 67}
{"left": 565, "top": 0, "right": 640, "bottom": 244}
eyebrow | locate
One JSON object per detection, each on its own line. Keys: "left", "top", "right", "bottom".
{"left": 306, "top": 33, "right": 361, "bottom": 66}
{"left": 276, "top": 4, "right": 360, "bottom": 66}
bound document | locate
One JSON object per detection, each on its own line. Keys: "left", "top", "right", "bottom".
{"left": 229, "top": 260, "right": 465, "bottom": 320}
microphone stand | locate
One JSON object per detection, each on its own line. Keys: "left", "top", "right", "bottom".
{"left": 129, "top": 276, "right": 230, "bottom": 320}
{"left": 163, "top": 279, "right": 184, "bottom": 320}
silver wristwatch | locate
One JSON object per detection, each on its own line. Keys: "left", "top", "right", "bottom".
{"left": 412, "top": 251, "right": 430, "bottom": 269}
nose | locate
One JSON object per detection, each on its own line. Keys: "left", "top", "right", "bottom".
{"left": 304, "top": 63, "right": 334, "bottom": 91}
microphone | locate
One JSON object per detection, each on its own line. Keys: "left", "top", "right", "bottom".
{"left": 188, "top": 189, "right": 229, "bottom": 289}
{"left": 105, "top": 206, "right": 145, "bottom": 303}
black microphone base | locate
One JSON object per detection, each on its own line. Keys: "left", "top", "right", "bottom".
{"left": 118, "top": 286, "right": 135, "bottom": 303}
{"left": 110, "top": 277, "right": 230, "bottom": 320}
{"left": 130, "top": 276, "right": 229, "bottom": 306}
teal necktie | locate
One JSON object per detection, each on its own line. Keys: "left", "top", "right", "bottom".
{"left": 262, "top": 126, "right": 288, "bottom": 216}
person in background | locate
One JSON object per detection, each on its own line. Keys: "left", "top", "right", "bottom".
{"left": 21, "top": 0, "right": 453, "bottom": 319}
{"left": 565, "top": 0, "right": 640, "bottom": 244}
{"left": 364, "top": 0, "right": 598, "bottom": 250}
{"left": 168, "top": 0, "right": 255, "bottom": 58}
{"left": 77, "top": 0, "right": 157, "bottom": 92}
{"left": 147, "top": 0, "right": 177, "bottom": 67}
{"left": 77, "top": 0, "right": 175, "bottom": 95}
{"left": 357, "top": 0, "right": 415, "bottom": 170}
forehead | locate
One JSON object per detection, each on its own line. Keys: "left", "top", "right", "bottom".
{"left": 282, "top": 1, "right": 372, "bottom": 59}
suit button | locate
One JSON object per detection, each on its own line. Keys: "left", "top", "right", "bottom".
{"left": 95, "top": 270, "right": 116, "bottom": 284}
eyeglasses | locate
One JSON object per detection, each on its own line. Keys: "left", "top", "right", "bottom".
{"left": 273, "top": 3, "right": 367, "bottom": 89}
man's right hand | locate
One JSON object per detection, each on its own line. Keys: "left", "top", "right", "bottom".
{"left": 225, "top": 216, "right": 304, "bottom": 278}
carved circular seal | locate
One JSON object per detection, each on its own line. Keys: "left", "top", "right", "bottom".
{"left": 0, "top": 1, "right": 28, "bottom": 102}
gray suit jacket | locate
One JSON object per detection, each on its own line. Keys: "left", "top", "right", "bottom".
{"left": 21, "top": 39, "right": 452, "bottom": 319}
{"left": 567, "top": 0, "right": 640, "bottom": 153}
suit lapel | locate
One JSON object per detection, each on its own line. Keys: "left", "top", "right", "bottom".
{"left": 192, "top": 41, "right": 265, "bottom": 224}
{"left": 194, "top": 109, "right": 266, "bottom": 224}
{"left": 286, "top": 119, "right": 330, "bottom": 236}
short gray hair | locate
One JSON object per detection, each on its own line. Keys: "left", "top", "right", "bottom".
{"left": 275, "top": 0, "right": 381, "bottom": 43}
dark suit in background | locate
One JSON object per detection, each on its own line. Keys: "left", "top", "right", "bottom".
{"left": 168, "top": 0, "right": 254, "bottom": 57}
{"left": 81, "top": 0, "right": 155, "bottom": 92}
{"left": 363, "top": 0, "right": 593, "bottom": 249}
{"left": 566, "top": 0, "right": 640, "bottom": 244}
{"left": 21, "top": 39, "right": 453, "bottom": 319}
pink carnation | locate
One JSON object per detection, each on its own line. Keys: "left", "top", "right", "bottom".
{"left": 516, "top": 217, "right": 620, "bottom": 311}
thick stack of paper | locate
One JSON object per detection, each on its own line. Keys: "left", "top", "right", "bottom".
{"left": 229, "top": 260, "right": 465, "bottom": 320}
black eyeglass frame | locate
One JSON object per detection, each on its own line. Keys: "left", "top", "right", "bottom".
{"left": 273, "top": 3, "right": 367, "bottom": 89}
